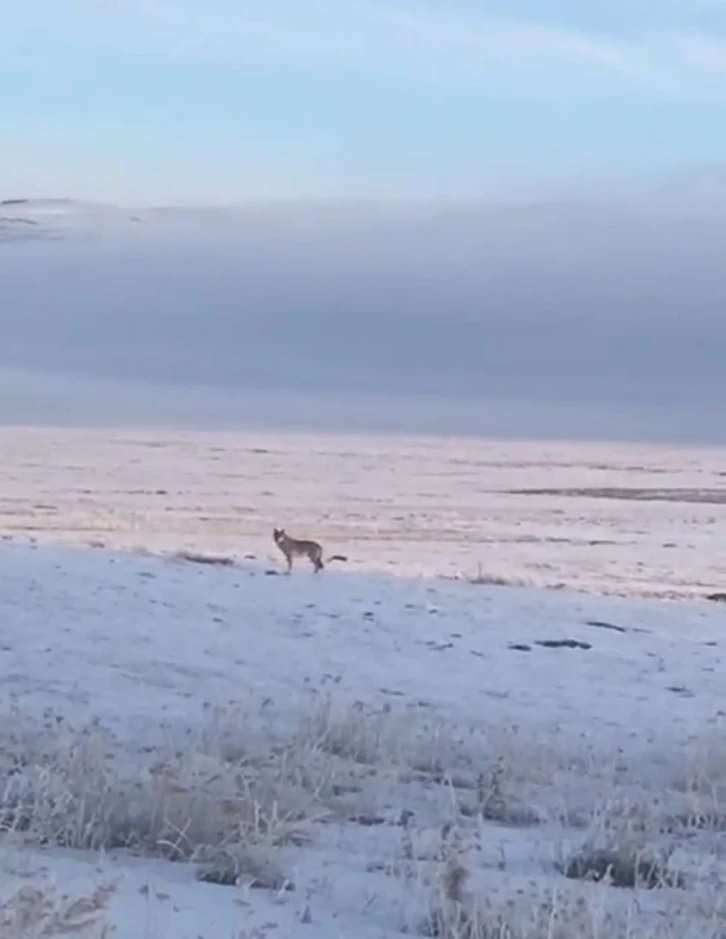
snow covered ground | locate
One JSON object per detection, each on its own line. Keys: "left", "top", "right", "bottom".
{"left": 1, "top": 426, "right": 725, "bottom": 597}
{"left": 0, "top": 428, "right": 725, "bottom": 937}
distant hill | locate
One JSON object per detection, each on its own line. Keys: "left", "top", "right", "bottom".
{"left": 0, "top": 198, "right": 145, "bottom": 242}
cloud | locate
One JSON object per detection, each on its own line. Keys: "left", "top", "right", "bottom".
{"left": 360, "top": 6, "right": 669, "bottom": 85}
{"left": 674, "top": 34, "right": 726, "bottom": 73}
{"left": 3, "top": 0, "right": 726, "bottom": 93}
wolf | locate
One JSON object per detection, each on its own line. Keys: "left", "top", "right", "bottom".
{"left": 273, "top": 528, "right": 347, "bottom": 574}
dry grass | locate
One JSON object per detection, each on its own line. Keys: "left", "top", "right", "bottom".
{"left": 1, "top": 699, "right": 726, "bottom": 937}
{"left": 419, "top": 887, "right": 711, "bottom": 939}
{"left": 0, "top": 705, "right": 323, "bottom": 885}
{"left": 413, "top": 820, "right": 719, "bottom": 939}
{"left": 466, "top": 564, "right": 532, "bottom": 589}
{"left": 0, "top": 882, "right": 114, "bottom": 939}
{"left": 196, "top": 844, "right": 293, "bottom": 890}
{"left": 561, "top": 846, "right": 685, "bottom": 889}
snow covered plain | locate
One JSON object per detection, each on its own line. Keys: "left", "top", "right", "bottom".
{"left": 1, "top": 426, "right": 726, "bottom": 597}
{"left": 1, "top": 428, "right": 726, "bottom": 937}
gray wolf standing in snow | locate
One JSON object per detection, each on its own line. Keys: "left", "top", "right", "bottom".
{"left": 273, "top": 528, "right": 347, "bottom": 574}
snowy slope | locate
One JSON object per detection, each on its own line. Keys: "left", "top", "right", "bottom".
{"left": 1, "top": 538, "right": 726, "bottom": 937}
{"left": 1, "top": 539, "right": 723, "bottom": 746}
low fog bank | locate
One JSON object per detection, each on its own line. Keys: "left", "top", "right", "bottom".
{"left": 0, "top": 367, "right": 720, "bottom": 445}
{"left": 1, "top": 197, "right": 724, "bottom": 442}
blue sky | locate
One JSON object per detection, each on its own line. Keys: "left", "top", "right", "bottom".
{"left": 2, "top": 0, "right": 726, "bottom": 203}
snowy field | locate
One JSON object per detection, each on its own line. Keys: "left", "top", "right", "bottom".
{"left": 0, "top": 427, "right": 726, "bottom": 937}
{"left": 1, "top": 426, "right": 726, "bottom": 598}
